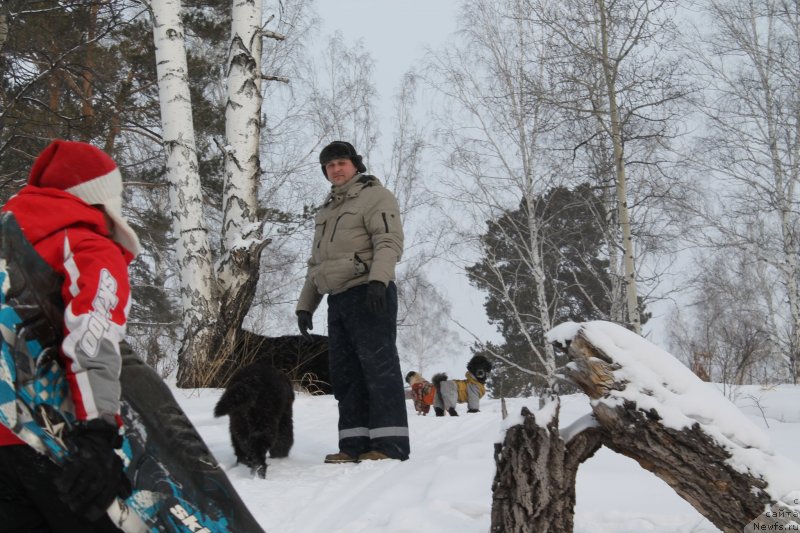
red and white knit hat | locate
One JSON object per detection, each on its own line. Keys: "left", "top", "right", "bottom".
{"left": 28, "top": 139, "right": 142, "bottom": 257}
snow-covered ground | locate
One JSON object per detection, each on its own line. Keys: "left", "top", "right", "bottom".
{"left": 173, "top": 383, "right": 800, "bottom": 533}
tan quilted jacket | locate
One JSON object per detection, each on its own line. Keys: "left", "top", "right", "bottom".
{"left": 296, "top": 174, "right": 403, "bottom": 313}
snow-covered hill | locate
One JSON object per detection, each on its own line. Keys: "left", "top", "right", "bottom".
{"left": 174, "top": 385, "right": 800, "bottom": 533}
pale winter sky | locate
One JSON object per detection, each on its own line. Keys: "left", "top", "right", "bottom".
{"left": 315, "top": 0, "right": 460, "bottom": 136}
{"left": 310, "top": 1, "right": 673, "bottom": 368}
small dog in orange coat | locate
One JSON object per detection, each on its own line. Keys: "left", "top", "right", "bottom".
{"left": 405, "top": 371, "right": 436, "bottom": 415}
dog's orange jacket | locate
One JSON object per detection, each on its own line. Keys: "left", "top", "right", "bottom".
{"left": 411, "top": 382, "right": 436, "bottom": 414}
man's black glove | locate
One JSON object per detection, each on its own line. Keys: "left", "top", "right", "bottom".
{"left": 55, "top": 419, "right": 132, "bottom": 521}
{"left": 365, "top": 281, "right": 387, "bottom": 314}
{"left": 297, "top": 310, "right": 313, "bottom": 339}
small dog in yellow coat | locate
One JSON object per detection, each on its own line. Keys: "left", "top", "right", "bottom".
{"left": 431, "top": 355, "right": 493, "bottom": 416}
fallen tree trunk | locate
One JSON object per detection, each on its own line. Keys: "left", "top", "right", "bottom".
{"left": 566, "top": 333, "right": 771, "bottom": 531}
{"left": 491, "top": 321, "right": 800, "bottom": 533}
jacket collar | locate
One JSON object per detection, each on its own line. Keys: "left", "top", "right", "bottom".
{"left": 323, "top": 173, "right": 379, "bottom": 206}
{"left": 330, "top": 173, "right": 364, "bottom": 194}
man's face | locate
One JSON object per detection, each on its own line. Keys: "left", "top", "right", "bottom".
{"left": 325, "top": 158, "right": 359, "bottom": 186}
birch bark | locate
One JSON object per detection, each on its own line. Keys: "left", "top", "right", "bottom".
{"left": 219, "top": 0, "right": 264, "bottom": 293}
{"left": 149, "top": 0, "right": 215, "bottom": 385}
{"left": 597, "top": 0, "right": 640, "bottom": 334}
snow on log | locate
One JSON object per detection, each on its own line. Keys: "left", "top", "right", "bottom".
{"left": 545, "top": 321, "right": 800, "bottom": 532}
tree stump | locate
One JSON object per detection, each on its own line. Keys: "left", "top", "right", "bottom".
{"left": 491, "top": 396, "right": 601, "bottom": 532}
{"left": 491, "top": 321, "right": 800, "bottom": 533}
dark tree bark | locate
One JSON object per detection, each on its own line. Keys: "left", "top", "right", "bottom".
{"left": 0, "top": 6, "right": 8, "bottom": 52}
{"left": 177, "top": 239, "right": 268, "bottom": 388}
{"left": 491, "top": 397, "right": 602, "bottom": 532}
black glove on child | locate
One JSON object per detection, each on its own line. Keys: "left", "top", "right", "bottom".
{"left": 365, "top": 281, "right": 387, "bottom": 314}
{"left": 55, "top": 419, "right": 132, "bottom": 522}
{"left": 297, "top": 310, "right": 313, "bottom": 339}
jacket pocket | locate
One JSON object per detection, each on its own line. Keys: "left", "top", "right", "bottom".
{"left": 354, "top": 249, "right": 373, "bottom": 275}
{"left": 311, "top": 252, "right": 362, "bottom": 294}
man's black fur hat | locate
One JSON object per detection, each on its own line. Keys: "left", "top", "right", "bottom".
{"left": 319, "top": 141, "right": 366, "bottom": 177}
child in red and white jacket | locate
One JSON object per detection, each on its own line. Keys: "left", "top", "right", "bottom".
{"left": 0, "top": 140, "right": 140, "bottom": 532}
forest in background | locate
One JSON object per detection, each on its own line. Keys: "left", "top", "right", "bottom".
{"left": 1, "top": 0, "right": 797, "bottom": 392}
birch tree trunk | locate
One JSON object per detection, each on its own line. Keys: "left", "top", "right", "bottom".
{"left": 530, "top": 0, "right": 689, "bottom": 333}
{"left": 149, "top": 0, "right": 290, "bottom": 386}
{"left": 149, "top": 0, "right": 216, "bottom": 386}
{"left": 523, "top": 195, "right": 558, "bottom": 383}
{"left": 596, "top": 0, "right": 640, "bottom": 334}
{"left": 779, "top": 174, "right": 800, "bottom": 385}
{"left": 602, "top": 174, "right": 626, "bottom": 324}
{"left": 209, "top": 0, "right": 270, "bottom": 365}
{"left": 220, "top": 0, "right": 263, "bottom": 278}
{"left": 211, "top": 0, "right": 293, "bottom": 377}
{"left": 747, "top": 0, "right": 800, "bottom": 383}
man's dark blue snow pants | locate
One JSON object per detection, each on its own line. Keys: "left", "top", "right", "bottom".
{"left": 327, "top": 282, "right": 410, "bottom": 460}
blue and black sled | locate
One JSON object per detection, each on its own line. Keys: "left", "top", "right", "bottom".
{"left": 0, "top": 212, "right": 264, "bottom": 533}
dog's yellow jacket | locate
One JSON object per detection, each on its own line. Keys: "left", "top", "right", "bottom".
{"left": 455, "top": 372, "right": 486, "bottom": 403}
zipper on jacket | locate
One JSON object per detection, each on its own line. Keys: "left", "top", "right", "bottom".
{"left": 330, "top": 214, "right": 346, "bottom": 242}
{"left": 381, "top": 212, "right": 389, "bottom": 233}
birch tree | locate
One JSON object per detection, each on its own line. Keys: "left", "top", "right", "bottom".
{"left": 687, "top": 0, "right": 800, "bottom": 383}
{"left": 209, "top": 0, "right": 282, "bottom": 370}
{"left": 425, "top": 0, "right": 566, "bottom": 387}
{"left": 149, "top": 0, "right": 215, "bottom": 385}
{"left": 148, "top": 0, "right": 294, "bottom": 385}
{"left": 220, "top": 0, "right": 266, "bottom": 280}
{"left": 528, "top": 0, "right": 690, "bottom": 333}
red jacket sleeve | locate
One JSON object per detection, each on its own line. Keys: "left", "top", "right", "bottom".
{"left": 59, "top": 229, "right": 131, "bottom": 425}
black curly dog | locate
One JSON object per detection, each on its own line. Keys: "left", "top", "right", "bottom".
{"left": 432, "top": 354, "right": 493, "bottom": 416}
{"left": 213, "top": 359, "right": 295, "bottom": 478}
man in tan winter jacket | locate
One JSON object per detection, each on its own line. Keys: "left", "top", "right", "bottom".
{"left": 296, "top": 141, "right": 410, "bottom": 463}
